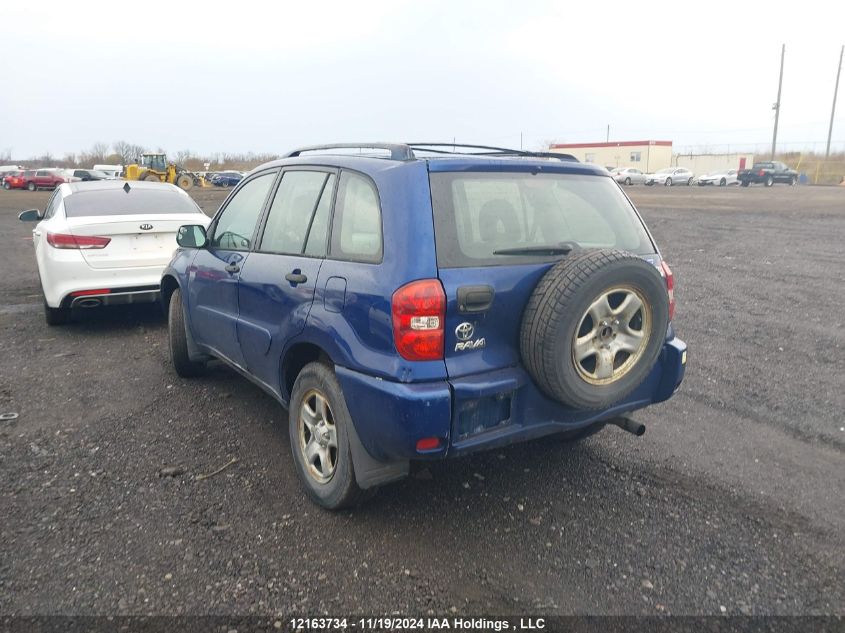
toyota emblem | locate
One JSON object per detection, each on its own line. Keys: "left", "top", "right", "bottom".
{"left": 140, "top": 224, "right": 153, "bottom": 231}
{"left": 455, "top": 322, "right": 474, "bottom": 341}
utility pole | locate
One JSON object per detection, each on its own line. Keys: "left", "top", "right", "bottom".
{"left": 826, "top": 45, "right": 843, "bottom": 157}
{"left": 771, "top": 44, "right": 785, "bottom": 160}
{"left": 606, "top": 125, "right": 610, "bottom": 143}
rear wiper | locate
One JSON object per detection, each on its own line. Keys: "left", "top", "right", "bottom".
{"left": 493, "top": 243, "right": 577, "bottom": 256}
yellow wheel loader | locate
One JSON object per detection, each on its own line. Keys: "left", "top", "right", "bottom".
{"left": 123, "top": 153, "right": 196, "bottom": 191}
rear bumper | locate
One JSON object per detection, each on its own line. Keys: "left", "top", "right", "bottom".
{"left": 41, "top": 249, "right": 166, "bottom": 307}
{"left": 337, "top": 336, "right": 687, "bottom": 463}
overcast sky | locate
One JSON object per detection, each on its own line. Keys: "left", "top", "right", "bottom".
{"left": 2, "top": 0, "right": 844, "bottom": 160}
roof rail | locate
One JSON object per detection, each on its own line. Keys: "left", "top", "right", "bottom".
{"left": 282, "top": 142, "right": 579, "bottom": 163}
{"left": 407, "top": 142, "right": 578, "bottom": 162}
{"left": 283, "top": 143, "right": 415, "bottom": 161}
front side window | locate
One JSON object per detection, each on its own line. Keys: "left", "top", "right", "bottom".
{"left": 330, "top": 171, "right": 382, "bottom": 263}
{"left": 210, "top": 172, "right": 276, "bottom": 250}
{"left": 259, "top": 171, "right": 334, "bottom": 256}
{"left": 430, "top": 171, "right": 655, "bottom": 267}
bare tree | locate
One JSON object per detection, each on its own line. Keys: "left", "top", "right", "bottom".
{"left": 113, "top": 141, "right": 146, "bottom": 165}
{"left": 0, "top": 148, "right": 11, "bottom": 162}
{"left": 174, "top": 149, "right": 193, "bottom": 166}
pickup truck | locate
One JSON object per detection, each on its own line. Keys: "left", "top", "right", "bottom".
{"left": 24, "top": 170, "right": 66, "bottom": 191}
{"left": 738, "top": 161, "right": 797, "bottom": 187}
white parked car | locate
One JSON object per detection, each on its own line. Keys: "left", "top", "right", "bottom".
{"left": 644, "top": 167, "right": 694, "bottom": 186}
{"left": 696, "top": 169, "right": 738, "bottom": 186}
{"left": 18, "top": 180, "right": 209, "bottom": 325}
{"left": 610, "top": 167, "right": 647, "bottom": 185}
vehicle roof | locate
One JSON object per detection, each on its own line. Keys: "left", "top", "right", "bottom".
{"left": 63, "top": 180, "right": 187, "bottom": 196}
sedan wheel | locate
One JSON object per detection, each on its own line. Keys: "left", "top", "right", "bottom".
{"left": 687, "top": 177, "right": 693, "bottom": 186}
{"left": 624, "top": 177, "right": 632, "bottom": 185}
{"left": 27, "top": 182, "right": 36, "bottom": 191}
{"left": 664, "top": 178, "right": 672, "bottom": 187}
{"left": 720, "top": 178, "right": 726, "bottom": 186}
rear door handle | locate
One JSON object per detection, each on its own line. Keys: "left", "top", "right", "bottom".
{"left": 285, "top": 272, "right": 308, "bottom": 284}
{"left": 457, "top": 285, "right": 495, "bottom": 313}
{"left": 225, "top": 263, "right": 240, "bottom": 273}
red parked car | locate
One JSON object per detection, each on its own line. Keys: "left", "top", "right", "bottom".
{"left": 2, "top": 171, "right": 32, "bottom": 190}
{"left": 25, "top": 169, "right": 66, "bottom": 191}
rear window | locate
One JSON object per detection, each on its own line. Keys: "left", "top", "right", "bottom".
{"left": 429, "top": 172, "right": 655, "bottom": 267}
{"left": 64, "top": 188, "right": 202, "bottom": 218}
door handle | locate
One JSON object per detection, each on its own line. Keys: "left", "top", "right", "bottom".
{"left": 457, "top": 285, "right": 495, "bottom": 313}
{"left": 225, "top": 263, "right": 240, "bottom": 273}
{"left": 285, "top": 271, "right": 308, "bottom": 284}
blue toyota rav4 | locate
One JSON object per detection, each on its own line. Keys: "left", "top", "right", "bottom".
{"left": 162, "top": 143, "right": 687, "bottom": 509}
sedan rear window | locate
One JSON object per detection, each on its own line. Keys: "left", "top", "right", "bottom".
{"left": 64, "top": 188, "right": 202, "bottom": 217}
{"left": 429, "top": 172, "right": 655, "bottom": 267}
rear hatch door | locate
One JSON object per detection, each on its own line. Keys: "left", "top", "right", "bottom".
{"left": 428, "top": 162, "right": 658, "bottom": 380}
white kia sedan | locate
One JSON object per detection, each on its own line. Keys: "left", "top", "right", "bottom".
{"left": 19, "top": 180, "right": 209, "bottom": 325}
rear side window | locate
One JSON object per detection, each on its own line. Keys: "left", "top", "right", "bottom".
{"left": 64, "top": 188, "right": 202, "bottom": 217}
{"left": 259, "top": 170, "right": 334, "bottom": 256}
{"left": 330, "top": 171, "right": 382, "bottom": 263}
{"left": 210, "top": 172, "right": 276, "bottom": 250}
{"left": 429, "top": 172, "right": 655, "bottom": 267}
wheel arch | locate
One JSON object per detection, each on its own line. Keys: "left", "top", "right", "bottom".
{"left": 280, "top": 341, "right": 333, "bottom": 403}
{"left": 160, "top": 273, "right": 180, "bottom": 308}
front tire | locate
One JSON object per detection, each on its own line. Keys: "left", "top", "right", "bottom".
{"left": 765, "top": 175, "right": 774, "bottom": 187}
{"left": 168, "top": 288, "right": 206, "bottom": 377}
{"left": 624, "top": 177, "right": 632, "bottom": 185}
{"left": 719, "top": 178, "right": 726, "bottom": 186}
{"left": 687, "top": 177, "right": 693, "bottom": 186}
{"left": 27, "top": 182, "right": 36, "bottom": 191}
{"left": 741, "top": 181, "right": 750, "bottom": 187}
{"left": 289, "top": 362, "right": 370, "bottom": 510}
{"left": 664, "top": 178, "right": 672, "bottom": 186}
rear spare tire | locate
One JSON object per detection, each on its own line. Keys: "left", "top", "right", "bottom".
{"left": 520, "top": 249, "right": 669, "bottom": 409}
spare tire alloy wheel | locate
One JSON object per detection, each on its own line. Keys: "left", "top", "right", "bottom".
{"left": 520, "top": 249, "right": 669, "bottom": 409}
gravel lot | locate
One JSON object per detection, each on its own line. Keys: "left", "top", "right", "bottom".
{"left": 1, "top": 184, "right": 843, "bottom": 616}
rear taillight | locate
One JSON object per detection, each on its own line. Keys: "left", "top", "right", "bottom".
{"left": 660, "top": 261, "right": 675, "bottom": 320}
{"left": 392, "top": 279, "right": 446, "bottom": 361}
{"left": 46, "top": 232, "right": 111, "bottom": 249}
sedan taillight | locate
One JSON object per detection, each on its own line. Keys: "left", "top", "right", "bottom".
{"left": 46, "top": 232, "right": 111, "bottom": 249}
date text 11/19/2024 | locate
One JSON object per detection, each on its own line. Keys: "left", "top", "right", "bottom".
{"left": 289, "top": 616, "right": 546, "bottom": 630}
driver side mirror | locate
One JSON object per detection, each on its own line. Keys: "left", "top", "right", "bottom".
{"left": 177, "top": 224, "right": 208, "bottom": 249}
{"left": 18, "top": 209, "right": 42, "bottom": 222}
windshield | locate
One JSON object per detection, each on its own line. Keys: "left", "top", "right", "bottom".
{"left": 64, "top": 188, "right": 202, "bottom": 217}
{"left": 429, "top": 172, "right": 655, "bottom": 267}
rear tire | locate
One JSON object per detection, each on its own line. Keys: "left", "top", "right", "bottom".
{"left": 3, "top": 182, "right": 10, "bottom": 190}
{"left": 624, "top": 177, "right": 632, "bottom": 185}
{"left": 664, "top": 178, "right": 672, "bottom": 186}
{"left": 765, "top": 175, "right": 774, "bottom": 187}
{"left": 44, "top": 301, "right": 70, "bottom": 326}
{"left": 741, "top": 181, "right": 749, "bottom": 187}
{"left": 289, "top": 362, "right": 371, "bottom": 510}
{"left": 687, "top": 177, "right": 693, "bottom": 186}
{"left": 719, "top": 178, "right": 726, "bottom": 186}
{"left": 168, "top": 288, "right": 206, "bottom": 377}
